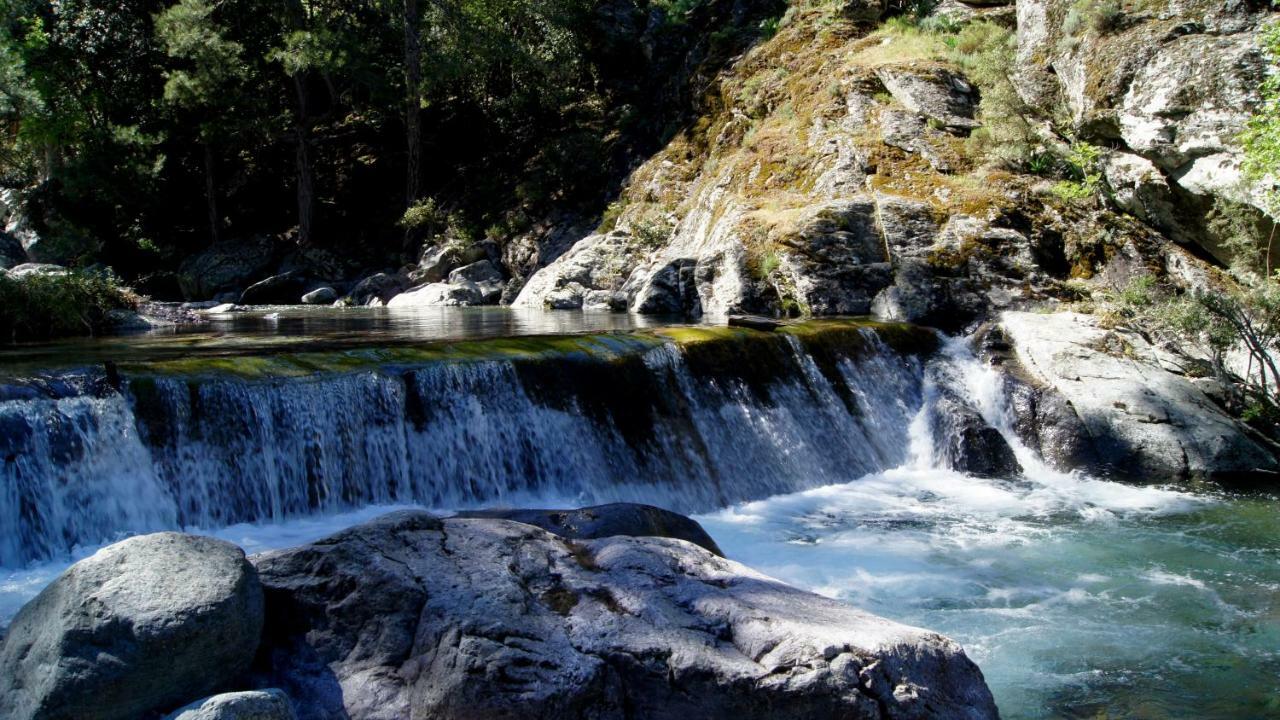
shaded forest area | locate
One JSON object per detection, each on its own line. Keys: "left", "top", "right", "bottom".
{"left": 0, "top": 0, "right": 784, "bottom": 297}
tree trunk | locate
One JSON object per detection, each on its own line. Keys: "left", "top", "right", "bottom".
{"left": 292, "top": 73, "right": 315, "bottom": 246}
{"left": 401, "top": 0, "right": 424, "bottom": 259}
{"left": 204, "top": 143, "right": 220, "bottom": 246}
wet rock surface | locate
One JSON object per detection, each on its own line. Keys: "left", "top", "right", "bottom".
{"left": 251, "top": 510, "right": 999, "bottom": 720}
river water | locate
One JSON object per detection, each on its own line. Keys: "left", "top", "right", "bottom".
{"left": 1, "top": 310, "right": 1277, "bottom": 719}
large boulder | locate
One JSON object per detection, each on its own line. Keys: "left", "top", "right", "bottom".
{"left": 239, "top": 271, "right": 309, "bottom": 306}
{"left": 386, "top": 281, "right": 483, "bottom": 307}
{"left": 178, "top": 237, "right": 277, "bottom": 300}
{"left": 997, "top": 311, "right": 1280, "bottom": 483}
{"left": 410, "top": 241, "right": 490, "bottom": 285}
{"left": 0, "top": 533, "right": 265, "bottom": 720}
{"left": 343, "top": 272, "right": 408, "bottom": 307}
{"left": 164, "top": 691, "right": 296, "bottom": 720}
{"left": 455, "top": 503, "right": 725, "bottom": 556}
{"left": 252, "top": 511, "right": 998, "bottom": 720}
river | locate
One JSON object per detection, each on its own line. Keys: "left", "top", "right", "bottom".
{"left": 1, "top": 307, "right": 1276, "bottom": 719}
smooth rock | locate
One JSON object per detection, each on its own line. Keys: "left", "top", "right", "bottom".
{"left": 455, "top": 503, "right": 725, "bottom": 556}
{"left": 412, "top": 242, "right": 489, "bottom": 285}
{"left": 299, "top": 286, "right": 337, "bottom": 305}
{"left": 206, "top": 303, "right": 244, "bottom": 314}
{"left": 239, "top": 271, "right": 309, "bottom": 305}
{"left": 251, "top": 511, "right": 998, "bottom": 720}
{"left": 998, "top": 311, "right": 1279, "bottom": 483}
{"left": 344, "top": 272, "right": 408, "bottom": 306}
{"left": 164, "top": 690, "right": 296, "bottom": 720}
{"left": 386, "top": 281, "right": 483, "bottom": 307}
{"left": 0, "top": 533, "right": 264, "bottom": 720}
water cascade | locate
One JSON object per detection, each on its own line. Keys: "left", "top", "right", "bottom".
{"left": 0, "top": 323, "right": 933, "bottom": 568}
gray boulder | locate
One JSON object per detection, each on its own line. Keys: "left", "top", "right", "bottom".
{"left": 386, "top": 281, "right": 483, "bottom": 307}
{"left": 252, "top": 511, "right": 998, "bottom": 720}
{"left": 164, "top": 691, "right": 296, "bottom": 720}
{"left": 239, "top": 271, "right": 309, "bottom": 306}
{"left": 411, "top": 241, "right": 489, "bottom": 285}
{"left": 447, "top": 260, "right": 504, "bottom": 303}
{"left": 455, "top": 503, "right": 725, "bottom": 556}
{"left": 926, "top": 382, "right": 1022, "bottom": 478}
{"left": 178, "top": 237, "right": 277, "bottom": 300}
{"left": 998, "top": 311, "right": 1279, "bottom": 483}
{"left": 0, "top": 533, "right": 264, "bottom": 720}
{"left": 344, "top": 272, "right": 408, "bottom": 306}
{"left": 299, "top": 286, "right": 338, "bottom": 305}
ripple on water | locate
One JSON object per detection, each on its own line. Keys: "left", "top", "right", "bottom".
{"left": 696, "top": 468, "right": 1280, "bottom": 720}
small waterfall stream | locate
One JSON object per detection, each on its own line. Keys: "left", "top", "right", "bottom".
{"left": 0, "top": 327, "right": 925, "bottom": 568}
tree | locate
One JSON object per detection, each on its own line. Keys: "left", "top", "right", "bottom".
{"left": 155, "top": 0, "right": 247, "bottom": 244}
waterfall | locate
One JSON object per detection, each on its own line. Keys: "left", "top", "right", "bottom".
{"left": 0, "top": 327, "right": 928, "bottom": 568}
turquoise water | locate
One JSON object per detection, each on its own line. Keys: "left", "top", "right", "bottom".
{"left": 699, "top": 470, "right": 1280, "bottom": 719}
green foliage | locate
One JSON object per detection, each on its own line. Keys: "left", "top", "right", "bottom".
{"left": 155, "top": 0, "right": 245, "bottom": 110}
{"left": 0, "top": 269, "right": 136, "bottom": 342}
{"left": 1063, "top": 0, "right": 1123, "bottom": 37}
{"left": 1108, "top": 275, "right": 1280, "bottom": 426}
{"left": 944, "top": 22, "right": 1038, "bottom": 167}
{"left": 1049, "top": 140, "right": 1104, "bottom": 201}
{"left": 1243, "top": 21, "right": 1280, "bottom": 221}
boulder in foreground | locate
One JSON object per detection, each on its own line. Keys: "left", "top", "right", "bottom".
{"left": 0, "top": 533, "right": 264, "bottom": 720}
{"left": 252, "top": 510, "right": 998, "bottom": 720}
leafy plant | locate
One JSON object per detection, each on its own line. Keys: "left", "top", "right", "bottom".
{"left": 0, "top": 269, "right": 137, "bottom": 342}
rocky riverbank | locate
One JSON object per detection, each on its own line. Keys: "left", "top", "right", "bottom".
{"left": 0, "top": 504, "right": 998, "bottom": 720}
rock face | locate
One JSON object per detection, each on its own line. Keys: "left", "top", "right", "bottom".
{"left": 252, "top": 511, "right": 998, "bottom": 720}
{"left": 0, "top": 533, "right": 265, "bottom": 720}
{"left": 874, "top": 64, "right": 980, "bottom": 131}
{"left": 997, "top": 311, "right": 1279, "bottom": 483}
{"left": 1013, "top": 0, "right": 1272, "bottom": 254}
{"left": 455, "top": 503, "right": 725, "bottom": 556}
{"left": 164, "top": 691, "right": 296, "bottom": 720}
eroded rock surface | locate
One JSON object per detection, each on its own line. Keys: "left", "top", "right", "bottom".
{"left": 251, "top": 511, "right": 999, "bottom": 720}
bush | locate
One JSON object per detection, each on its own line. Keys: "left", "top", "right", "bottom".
{"left": 0, "top": 269, "right": 138, "bottom": 342}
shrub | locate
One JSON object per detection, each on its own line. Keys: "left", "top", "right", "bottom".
{"left": 0, "top": 269, "right": 138, "bottom": 342}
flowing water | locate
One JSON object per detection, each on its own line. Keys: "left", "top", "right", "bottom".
{"left": 1, "top": 319, "right": 1277, "bottom": 719}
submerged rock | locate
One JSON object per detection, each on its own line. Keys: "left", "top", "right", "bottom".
{"left": 0, "top": 533, "right": 264, "bottom": 720}
{"left": 456, "top": 502, "right": 725, "bottom": 556}
{"left": 252, "top": 511, "right": 998, "bottom": 720}
{"left": 997, "top": 311, "right": 1279, "bottom": 483}
{"left": 164, "top": 690, "right": 296, "bottom": 720}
